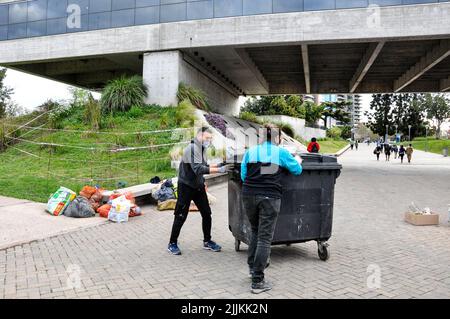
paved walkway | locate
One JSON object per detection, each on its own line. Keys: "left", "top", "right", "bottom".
{"left": 0, "top": 145, "right": 449, "bottom": 299}
{"left": 0, "top": 196, "right": 106, "bottom": 251}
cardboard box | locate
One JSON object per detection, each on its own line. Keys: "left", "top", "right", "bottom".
{"left": 405, "top": 212, "right": 439, "bottom": 226}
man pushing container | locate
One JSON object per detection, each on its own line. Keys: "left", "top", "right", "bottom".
{"left": 240, "top": 124, "right": 303, "bottom": 294}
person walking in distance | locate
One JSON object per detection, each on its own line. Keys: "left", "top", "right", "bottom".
{"left": 406, "top": 144, "right": 414, "bottom": 164}
{"left": 374, "top": 145, "right": 381, "bottom": 161}
{"left": 384, "top": 143, "right": 391, "bottom": 161}
{"left": 399, "top": 145, "right": 406, "bottom": 164}
{"left": 392, "top": 144, "right": 398, "bottom": 159}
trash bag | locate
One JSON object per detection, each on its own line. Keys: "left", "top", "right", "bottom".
{"left": 157, "top": 199, "right": 177, "bottom": 211}
{"left": 108, "top": 195, "right": 131, "bottom": 223}
{"left": 109, "top": 192, "right": 135, "bottom": 204}
{"left": 156, "top": 199, "right": 198, "bottom": 211}
{"left": 152, "top": 180, "right": 176, "bottom": 202}
{"left": 150, "top": 176, "right": 161, "bottom": 184}
{"left": 129, "top": 205, "right": 142, "bottom": 217}
{"left": 46, "top": 187, "right": 76, "bottom": 216}
{"left": 79, "top": 186, "right": 97, "bottom": 199}
{"left": 64, "top": 196, "right": 96, "bottom": 218}
{"left": 97, "top": 204, "right": 112, "bottom": 218}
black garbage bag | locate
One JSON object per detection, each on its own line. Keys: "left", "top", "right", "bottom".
{"left": 64, "top": 196, "right": 96, "bottom": 218}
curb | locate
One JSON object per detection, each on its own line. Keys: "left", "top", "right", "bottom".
{"left": 334, "top": 144, "right": 351, "bottom": 157}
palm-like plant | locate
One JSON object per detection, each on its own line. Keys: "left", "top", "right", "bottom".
{"left": 101, "top": 75, "right": 148, "bottom": 114}
{"left": 177, "top": 83, "right": 210, "bottom": 111}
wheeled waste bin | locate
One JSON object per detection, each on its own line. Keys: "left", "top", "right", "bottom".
{"left": 228, "top": 152, "right": 342, "bottom": 261}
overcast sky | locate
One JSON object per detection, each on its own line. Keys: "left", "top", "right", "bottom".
{"left": 4, "top": 68, "right": 372, "bottom": 121}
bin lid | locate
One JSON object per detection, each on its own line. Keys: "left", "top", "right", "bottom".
{"left": 228, "top": 152, "right": 342, "bottom": 171}
{"left": 297, "top": 152, "right": 342, "bottom": 171}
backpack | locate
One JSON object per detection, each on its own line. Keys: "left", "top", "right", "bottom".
{"left": 311, "top": 143, "right": 319, "bottom": 153}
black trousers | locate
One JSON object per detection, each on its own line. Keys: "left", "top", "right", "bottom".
{"left": 243, "top": 195, "right": 282, "bottom": 284}
{"left": 169, "top": 182, "right": 212, "bottom": 244}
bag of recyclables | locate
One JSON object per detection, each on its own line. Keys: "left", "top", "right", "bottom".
{"left": 46, "top": 187, "right": 76, "bottom": 216}
{"left": 108, "top": 195, "right": 131, "bottom": 223}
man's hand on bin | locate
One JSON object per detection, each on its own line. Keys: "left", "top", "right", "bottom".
{"left": 294, "top": 155, "right": 303, "bottom": 165}
{"left": 218, "top": 164, "right": 234, "bottom": 173}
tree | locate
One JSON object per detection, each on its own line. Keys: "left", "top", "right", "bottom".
{"left": 300, "top": 101, "right": 324, "bottom": 127}
{"left": 5, "top": 101, "right": 26, "bottom": 117}
{"left": 422, "top": 93, "right": 450, "bottom": 139}
{"left": 320, "top": 100, "right": 351, "bottom": 129}
{"left": 37, "top": 99, "right": 62, "bottom": 112}
{"left": 241, "top": 95, "right": 305, "bottom": 118}
{"left": 366, "top": 93, "right": 426, "bottom": 140}
{"left": 0, "top": 68, "right": 14, "bottom": 119}
{"left": 365, "top": 94, "right": 395, "bottom": 137}
{"left": 354, "top": 123, "right": 377, "bottom": 140}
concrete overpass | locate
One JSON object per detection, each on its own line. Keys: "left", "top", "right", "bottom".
{"left": 0, "top": 1, "right": 450, "bottom": 114}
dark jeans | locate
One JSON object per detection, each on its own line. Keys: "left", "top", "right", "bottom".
{"left": 169, "top": 182, "right": 212, "bottom": 244}
{"left": 243, "top": 195, "right": 281, "bottom": 284}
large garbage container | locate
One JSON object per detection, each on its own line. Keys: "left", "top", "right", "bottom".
{"left": 228, "top": 153, "right": 342, "bottom": 261}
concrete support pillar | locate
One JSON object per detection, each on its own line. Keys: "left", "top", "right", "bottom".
{"left": 143, "top": 50, "right": 240, "bottom": 115}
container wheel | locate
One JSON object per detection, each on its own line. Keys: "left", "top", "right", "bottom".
{"left": 235, "top": 239, "right": 241, "bottom": 252}
{"left": 317, "top": 242, "right": 330, "bottom": 261}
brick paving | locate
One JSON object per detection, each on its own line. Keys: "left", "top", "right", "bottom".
{"left": 0, "top": 144, "right": 449, "bottom": 299}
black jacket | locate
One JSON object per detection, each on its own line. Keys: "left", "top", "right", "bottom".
{"left": 178, "top": 138, "right": 210, "bottom": 189}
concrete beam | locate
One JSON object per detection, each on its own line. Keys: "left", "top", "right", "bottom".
{"left": 394, "top": 39, "right": 450, "bottom": 92}
{"left": 45, "top": 59, "right": 119, "bottom": 75}
{"left": 183, "top": 54, "right": 241, "bottom": 97}
{"left": 440, "top": 76, "right": 450, "bottom": 92}
{"left": 349, "top": 42, "right": 385, "bottom": 93}
{"left": 1, "top": 3, "right": 450, "bottom": 65}
{"left": 234, "top": 48, "right": 269, "bottom": 94}
{"left": 301, "top": 45, "right": 311, "bottom": 94}
{"left": 75, "top": 70, "right": 134, "bottom": 85}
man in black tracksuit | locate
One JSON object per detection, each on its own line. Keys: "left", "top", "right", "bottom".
{"left": 168, "top": 127, "right": 230, "bottom": 255}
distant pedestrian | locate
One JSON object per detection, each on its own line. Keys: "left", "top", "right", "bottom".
{"left": 350, "top": 140, "right": 354, "bottom": 150}
{"left": 399, "top": 145, "right": 406, "bottom": 163}
{"left": 406, "top": 144, "right": 414, "bottom": 163}
{"left": 355, "top": 140, "right": 359, "bottom": 151}
{"left": 392, "top": 144, "right": 398, "bottom": 159}
{"left": 374, "top": 146, "right": 381, "bottom": 161}
{"left": 307, "top": 137, "right": 320, "bottom": 153}
{"left": 384, "top": 144, "right": 391, "bottom": 161}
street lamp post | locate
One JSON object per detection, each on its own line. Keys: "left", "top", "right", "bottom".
{"left": 385, "top": 125, "right": 389, "bottom": 143}
{"left": 408, "top": 125, "right": 412, "bottom": 142}
{"left": 425, "top": 126, "right": 428, "bottom": 152}
{"left": 395, "top": 124, "right": 398, "bottom": 143}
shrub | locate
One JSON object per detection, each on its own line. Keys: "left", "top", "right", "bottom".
{"left": 101, "top": 75, "right": 147, "bottom": 114}
{"left": 327, "top": 126, "right": 342, "bottom": 139}
{"left": 279, "top": 123, "right": 295, "bottom": 138}
{"left": 175, "top": 99, "right": 196, "bottom": 128}
{"left": 126, "top": 105, "right": 145, "bottom": 119}
{"left": 170, "top": 145, "right": 185, "bottom": 161}
{"left": 340, "top": 126, "right": 352, "bottom": 139}
{"left": 84, "top": 94, "right": 101, "bottom": 130}
{"left": 261, "top": 120, "right": 295, "bottom": 138}
{"left": 177, "top": 83, "right": 210, "bottom": 111}
{"left": 158, "top": 112, "right": 170, "bottom": 129}
{"left": 204, "top": 113, "right": 226, "bottom": 136}
{"left": 239, "top": 111, "right": 262, "bottom": 124}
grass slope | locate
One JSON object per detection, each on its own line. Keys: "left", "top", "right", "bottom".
{"left": 0, "top": 105, "right": 185, "bottom": 202}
